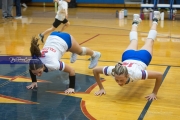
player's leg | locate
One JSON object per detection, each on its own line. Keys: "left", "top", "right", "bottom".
{"left": 39, "top": 19, "right": 60, "bottom": 43}
{"left": 140, "top": 11, "right": 160, "bottom": 56}
{"left": 39, "top": 26, "right": 56, "bottom": 42}
{"left": 60, "top": 18, "right": 70, "bottom": 32}
{"left": 124, "top": 14, "right": 141, "bottom": 52}
{"left": 69, "top": 35, "right": 101, "bottom": 69}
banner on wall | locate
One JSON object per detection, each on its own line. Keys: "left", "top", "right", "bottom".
{"left": 0, "top": 56, "right": 32, "bottom": 64}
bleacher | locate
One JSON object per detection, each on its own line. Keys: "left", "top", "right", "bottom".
{"left": 140, "top": 0, "right": 180, "bottom": 20}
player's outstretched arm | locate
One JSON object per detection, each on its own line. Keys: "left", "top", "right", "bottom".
{"left": 93, "top": 67, "right": 106, "bottom": 96}
{"left": 26, "top": 70, "right": 38, "bottom": 89}
{"left": 63, "top": 63, "right": 75, "bottom": 94}
{"left": 145, "top": 70, "right": 163, "bottom": 101}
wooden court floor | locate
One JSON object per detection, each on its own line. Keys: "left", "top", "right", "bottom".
{"left": 0, "top": 6, "right": 180, "bottom": 120}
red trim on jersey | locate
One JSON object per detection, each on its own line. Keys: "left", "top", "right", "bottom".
{"left": 59, "top": 61, "right": 64, "bottom": 71}
{"left": 104, "top": 67, "right": 109, "bottom": 76}
{"left": 141, "top": 70, "right": 146, "bottom": 79}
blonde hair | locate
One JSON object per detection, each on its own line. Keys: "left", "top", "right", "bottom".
{"left": 112, "top": 63, "right": 128, "bottom": 77}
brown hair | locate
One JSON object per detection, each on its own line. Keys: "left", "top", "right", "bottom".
{"left": 29, "top": 37, "right": 43, "bottom": 70}
{"left": 30, "top": 37, "right": 41, "bottom": 57}
{"left": 112, "top": 62, "right": 128, "bottom": 77}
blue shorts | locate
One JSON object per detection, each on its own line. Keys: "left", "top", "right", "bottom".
{"left": 50, "top": 31, "right": 72, "bottom": 49}
{"left": 122, "top": 50, "right": 152, "bottom": 66}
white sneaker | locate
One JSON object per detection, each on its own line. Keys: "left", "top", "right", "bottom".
{"left": 70, "top": 53, "right": 77, "bottom": 63}
{"left": 143, "top": 8, "right": 148, "bottom": 13}
{"left": 148, "top": 8, "right": 153, "bottom": 12}
{"left": 22, "top": 3, "right": 27, "bottom": 8}
{"left": 15, "top": 16, "right": 22, "bottom": 19}
{"left": 133, "top": 14, "right": 142, "bottom": 24}
{"left": 89, "top": 52, "right": 101, "bottom": 69}
{"left": 173, "top": 9, "right": 177, "bottom": 14}
{"left": 38, "top": 33, "right": 44, "bottom": 43}
{"left": 153, "top": 11, "right": 160, "bottom": 20}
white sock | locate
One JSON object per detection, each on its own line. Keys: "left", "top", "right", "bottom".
{"left": 153, "top": 21, "right": 158, "bottom": 25}
{"left": 132, "top": 24, "right": 138, "bottom": 27}
{"left": 92, "top": 51, "right": 96, "bottom": 57}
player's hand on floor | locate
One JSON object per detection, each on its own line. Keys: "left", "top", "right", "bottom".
{"left": 145, "top": 93, "right": 157, "bottom": 101}
{"left": 26, "top": 82, "right": 38, "bottom": 89}
{"left": 94, "top": 89, "right": 106, "bottom": 96}
{"left": 64, "top": 88, "right": 75, "bottom": 94}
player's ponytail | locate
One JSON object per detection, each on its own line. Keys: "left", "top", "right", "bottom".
{"left": 30, "top": 37, "right": 41, "bottom": 57}
{"left": 112, "top": 62, "right": 128, "bottom": 77}
{"left": 29, "top": 37, "right": 43, "bottom": 70}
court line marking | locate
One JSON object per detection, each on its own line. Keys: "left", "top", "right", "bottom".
{"left": 79, "top": 34, "right": 100, "bottom": 45}
{"left": 71, "top": 24, "right": 172, "bottom": 37}
{"left": 0, "top": 94, "right": 38, "bottom": 104}
{"left": 81, "top": 100, "right": 96, "bottom": 120}
{"left": 137, "top": 66, "right": 171, "bottom": 120}
{"left": 0, "top": 70, "right": 29, "bottom": 88}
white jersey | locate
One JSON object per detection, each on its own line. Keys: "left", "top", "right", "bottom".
{"left": 39, "top": 35, "right": 68, "bottom": 71}
{"left": 55, "top": 0, "right": 68, "bottom": 21}
{"left": 103, "top": 60, "right": 148, "bottom": 84}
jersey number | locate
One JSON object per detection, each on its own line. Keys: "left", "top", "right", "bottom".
{"left": 41, "top": 50, "right": 48, "bottom": 57}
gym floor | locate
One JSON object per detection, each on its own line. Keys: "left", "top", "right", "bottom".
{"left": 0, "top": 7, "right": 180, "bottom": 120}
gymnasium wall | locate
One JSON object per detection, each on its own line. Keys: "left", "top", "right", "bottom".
{"left": 31, "top": 0, "right": 125, "bottom": 4}
{"left": 29, "top": 0, "right": 180, "bottom": 7}
{"left": 76, "top": 0, "right": 124, "bottom": 4}
{"left": 31, "top": 0, "right": 52, "bottom": 2}
{"left": 30, "top": 0, "right": 126, "bottom": 8}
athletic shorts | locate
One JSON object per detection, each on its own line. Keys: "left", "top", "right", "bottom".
{"left": 50, "top": 31, "right": 72, "bottom": 49}
{"left": 53, "top": 18, "right": 68, "bottom": 28}
{"left": 122, "top": 50, "right": 152, "bottom": 66}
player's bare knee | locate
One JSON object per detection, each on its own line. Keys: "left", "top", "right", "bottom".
{"left": 65, "top": 22, "right": 70, "bottom": 26}
{"left": 145, "top": 39, "right": 154, "bottom": 46}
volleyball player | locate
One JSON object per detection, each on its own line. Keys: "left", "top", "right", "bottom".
{"left": 27, "top": 31, "right": 101, "bottom": 94}
{"left": 93, "top": 11, "right": 162, "bottom": 101}
{"left": 39, "top": 0, "right": 70, "bottom": 43}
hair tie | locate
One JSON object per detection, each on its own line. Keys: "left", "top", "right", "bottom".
{"left": 118, "top": 62, "right": 122, "bottom": 66}
{"left": 32, "top": 55, "right": 38, "bottom": 59}
{"left": 30, "top": 55, "right": 43, "bottom": 64}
